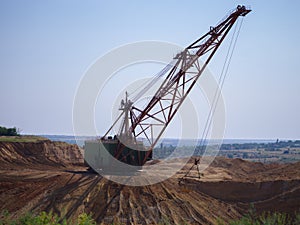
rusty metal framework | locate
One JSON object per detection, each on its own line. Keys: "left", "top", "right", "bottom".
{"left": 103, "top": 5, "right": 251, "bottom": 164}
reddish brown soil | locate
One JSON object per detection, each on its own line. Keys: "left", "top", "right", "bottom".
{"left": 0, "top": 140, "right": 299, "bottom": 224}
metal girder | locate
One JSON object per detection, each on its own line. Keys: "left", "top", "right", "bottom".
{"left": 106, "top": 6, "right": 251, "bottom": 163}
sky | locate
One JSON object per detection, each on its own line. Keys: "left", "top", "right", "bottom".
{"left": 0, "top": 0, "right": 299, "bottom": 140}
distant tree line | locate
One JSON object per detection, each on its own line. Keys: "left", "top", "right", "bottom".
{"left": 0, "top": 126, "right": 20, "bottom": 136}
{"left": 220, "top": 140, "right": 300, "bottom": 151}
{"left": 154, "top": 140, "right": 300, "bottom": 159}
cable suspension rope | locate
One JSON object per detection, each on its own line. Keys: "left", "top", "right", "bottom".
{"left": 128, "top": 60, "right": 176, "bottom": 103}
{"left": 181, "top": 17, "right": 244, "bottom": 180}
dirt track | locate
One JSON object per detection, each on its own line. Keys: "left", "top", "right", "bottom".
{"left": 0, "top": 140, "right": 300, "bottom": 224}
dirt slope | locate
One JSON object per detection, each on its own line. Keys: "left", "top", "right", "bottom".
{"left": 0, "top": 170, "right": 241, "bottom": 224}
{"left": 0, "top": 140, "right": 299, "bottom": 224}
{"left": 0, "top": 140, "right": 83, "bottom": 169}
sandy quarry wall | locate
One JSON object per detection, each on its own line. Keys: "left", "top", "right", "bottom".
{"left": 195, "top": 180, "right": 300, "bottom": 202}
{"left": 0, "top": 140, "right": 83, "bottom": 169}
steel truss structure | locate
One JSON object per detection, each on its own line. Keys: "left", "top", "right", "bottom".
{"left": 103, "top": 5, "right": 251, "bottom": 164}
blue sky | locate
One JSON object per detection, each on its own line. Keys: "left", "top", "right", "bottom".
{"left": 0, "top": 0, "right": 299, "bottom": 139}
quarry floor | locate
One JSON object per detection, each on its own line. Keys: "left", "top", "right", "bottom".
{"left": 0, "top": 140, "right": 300, "bottom": 224}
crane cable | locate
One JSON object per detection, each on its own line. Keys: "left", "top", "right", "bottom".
{"left": 128, "top": 60, "right": 176, "bottom": 103}
{"left": 181, "top": 18, "right": 245, "bottom": 181}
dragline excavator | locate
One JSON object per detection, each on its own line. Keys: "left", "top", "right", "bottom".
{"left": 84, "top": 5, "right": 251, "bottom": 172}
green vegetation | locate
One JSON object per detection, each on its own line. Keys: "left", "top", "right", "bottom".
{"left": 0, "top": 211, "right": 96, "bottom": 225}
{"left": 154, "top": 140, "right": 300, "bottom": 163}
{"left": 1, "top": 209, "right": 300, "bottom": 225}
{"left": 220, "top": 212, "right": 300, "bottom": 225}
{"left": 220, "top": 140, "right": 300, "bottom": 151}
{"left": 218, "top": 206, "right": 300, "bottom": 225}
{"left": 0, "top": 135, "right": 48, "bottom": 143}
{"left": 0, "top": 126, "right": 47, "bottom": 143}
{"left": 218, "top": 140, "right": 300, "bottom": 163}
{"left": 0, "top": 126, "right": 19, "bottom": 136}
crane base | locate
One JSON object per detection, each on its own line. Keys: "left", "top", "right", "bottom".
{"left": 84, "top": 138, "right": 152, "bottom": 173}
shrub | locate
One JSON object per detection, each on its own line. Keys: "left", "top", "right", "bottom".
{"left": 0, "top": 211, "right": 96, "bottom": 225}
{"left": 0, "top": 126, "right": 19, "bottom": 136}
{"left": 218, "top": 210, "right": 300, "bottom": 225}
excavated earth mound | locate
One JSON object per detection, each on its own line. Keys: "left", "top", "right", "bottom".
{"left": 0, "top": 140, "right": 83, "bottom": 169}
{"left": 0, "top": 139, "right": 299, "bottom": 224}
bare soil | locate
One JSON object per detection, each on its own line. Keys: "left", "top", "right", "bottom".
{"left": 0, "top": 140, "right": 299, "bottom": 224}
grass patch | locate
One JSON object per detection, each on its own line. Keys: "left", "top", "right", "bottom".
{"left": 0, "top": 135, "right": 48, "bottom": 143}
{"left": 1, "top": 208, "right": 300, "bottom": 225}
{"left": 0, "top": 211, "right": 96, "bottom": 225}
{"left": 217, "top": 205, "right": 300, "bottom": 225}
